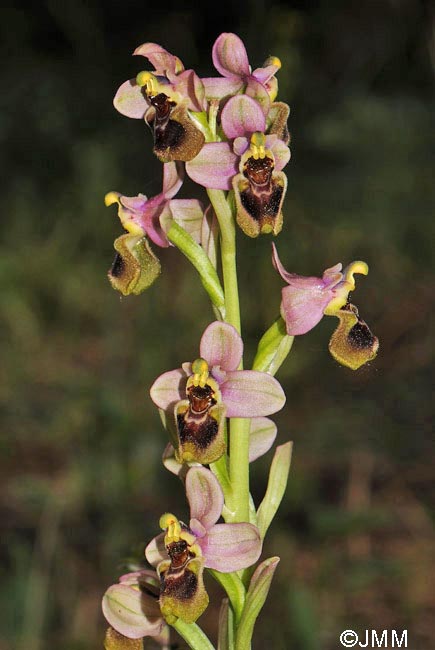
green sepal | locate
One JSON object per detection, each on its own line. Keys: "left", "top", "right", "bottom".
{"left": 158, "top": 407, "right": 179, "bottom": 449}
{"left": 166, "top": 221, "right": 225, "bottom": 316}
{"left": 266, "top": 102, "right": 290, "bottom": 145}
{"left": 108, "top": 234, "right": 161, "bottom": 295}
{"left": 257, "top": 442, "right": 293, "bottom": 539}
{"left": 235, "top": 557, "right": 280, "bottom": 650}
{"left": 218, "top": 599, "right": 234, "bottom": 650}
{"left": 253, "top": 317, "right": 294, "bottom": 375}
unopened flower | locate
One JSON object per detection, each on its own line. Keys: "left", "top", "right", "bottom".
{"left": 113, "top": 43, "right": 206, "bottom": 162}
{"left": 150, "top": 321, "right": 285, "bottom": 463}
{"left": 272, "top": 243, "right": 379, "bottom": 369}
{"left": 203, "top": 32, "right": 281, "bottom": 114}
{"left": 187, "top": 95, "right": 290, "bottom": 237}
{"left": 146, "top": 467, "right": 262, "bottom": 622}
{"left": 106, "top": 163, "right": 204, "bottom": 295}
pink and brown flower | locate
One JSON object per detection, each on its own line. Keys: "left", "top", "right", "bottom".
{"left": 272, "top": 244, "right": 379, "bottom": 369}
{"left": 150, "top": 321, "right": 285, "bottom": 463}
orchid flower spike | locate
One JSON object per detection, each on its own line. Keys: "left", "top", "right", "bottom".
{"left": 150, "top": 321, "right": 285, "bottom": 463}
{"left": 145, "top": 467, "right": 262, "bottom": 623}
{"left": 272, "top": 244, "right": 379, "bottom": 369}
{"left": 113, "top": 43, "right": 206, "bottom": 162}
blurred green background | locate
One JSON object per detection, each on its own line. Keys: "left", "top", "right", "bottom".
{"left": 1, "top": 1, "right": 434, "bottom": 648}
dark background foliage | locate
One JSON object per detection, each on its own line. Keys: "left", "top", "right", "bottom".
{"left": 1, "top": 1, "right": 434, "bottom": 648}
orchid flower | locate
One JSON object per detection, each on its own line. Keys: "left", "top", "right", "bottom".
{"left": 113, "top": 42, "right": 206, "bottom": 162}
{"left": 150, "top": 320, "right": 285, "bottom": 463}
{"left": 272, "top": 243, "right": 379, "bottom": 369}
{"left": 105, "top": 162, "right": 204, "bottom": 295}
{"left": 145, "top": 467, "right": 262, "bottom": 623}
{"left": 187, "top": 95, "right": 290, "bottom": 237}
{"left": 202, "top": 32, "right": 281, "bottom": 115}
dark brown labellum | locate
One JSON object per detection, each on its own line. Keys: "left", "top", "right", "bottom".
{"left": 177, "top": 410, "right": 219, "bottom": 451}
{"left": 144, "top": 93, "right": 205, "bottom": 162}
{"left": 110, "top": 252, "right": 125, "bottom": 278}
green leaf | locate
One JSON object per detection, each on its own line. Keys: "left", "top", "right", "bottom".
{"left": 235, "top": 557, "right": 280, "bottom": 650}
{"left": 252, "top": 317, "right": 294, "bottom": 375}
{"left": 257, "top": 442, "right": 293, "bottom": 539}
{"left": 218, "top": 598, "right": 234, "bottom": 650}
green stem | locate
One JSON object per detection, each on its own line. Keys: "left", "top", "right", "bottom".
{"left": 228, "top": 418, "right": 250, "bottom": 522}
{"left": 208, "top": 569, "right": 246, "bottom": 623}
{"left": 172, "top": 619, "right": 216, "bottom": 650}
{"left": 207, "top": 190, "right": 240, "bottom": 333}
{"left": 207, "top": 189, "right": 250, "bottom": 523}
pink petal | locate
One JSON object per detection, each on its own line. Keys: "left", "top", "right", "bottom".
{"left": 200, "top": 523, "right": 261, "bottom": 571}
{"left": 102, "top": 584, "right": 163, "bottom": 639}
{"left": 145, "top": 532, "right": 167, "bottom": 567}
{"left": 245, "top": 77, "right": 271, "bottom": 116}
{"left": 133, "top": 42, "right": 184, "bottom": 77}
{"left": 150, "top": 367, "right": 188, "bottom": 411}
{"left": 233, "top": 137, "right": 249, "bottom": 157}
{"left": 139, "top": 194, "right": 169, "bottom": 248}
{"left": 248, "top": 417, "right": 277, "bottom": 462}
{"left": 271, "top": 243, "right": 302, "bottom": 285}
{"left": 252, "top": 63, "right": 280, "bottom": 84}
{"left": 267, "top": 136, "right": 291, "bottom": 171}
{"left": 202, "top": 76, "right": 244, "bottom": 101}
{"left": 199, "top": 321, "right": 243, "bottom": 371}
{"left": 186, "top": 466, "right": 224, "bottom": 531}
{"left": 220, "top": 370, "right": 285, "bottom": 417}
{"left": 212, "top": 33, "right": 250, "bottom": 78}
{"left": 280, "top": 284, "right": 331, "bottom": 335}
{"left": 162, "top": 443, "right": 184, "bottom": 477}
{"left": 162, "top": 161, "right": 184, "bottom": 199}
{"left": 163, "top": 199, "right": 204, "bottom": 243}
{"left": 113, "top": 79, "right": 148, "bottom": 119}
{"left": 186, "top": 143, "right": 237, "bottom": 190}
{"left": 221, "top": 95, "right": 266, "bottom": 139}
{"left": 173, "top": 69, "right": 206, "bottom": 112}
{"left": 200, "top": 206, "right": 219, "bottom": 269}
{"left": 119, "top": 570, "right": 157, "bottom": 586}
{"left": 272, "top": 244, "right": 342, "bottom": 289}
